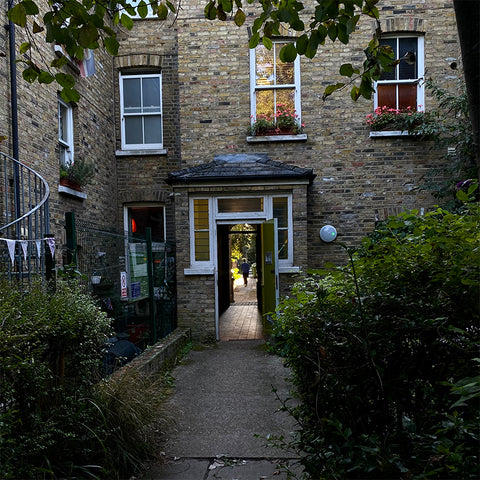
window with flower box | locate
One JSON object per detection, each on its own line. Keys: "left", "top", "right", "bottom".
{"left": 249, "top": 41, "right": 304, "bottom": 139}
{"left": 372, "top": 35, "right": 425, "bottom": 135}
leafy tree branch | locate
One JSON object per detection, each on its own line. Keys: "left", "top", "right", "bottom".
{"left": 7, "top": 0, "right": 397, "bottom": 102}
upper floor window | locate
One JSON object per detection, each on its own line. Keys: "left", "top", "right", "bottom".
{"left": 250, "top": 41, "right": 301, "bottom": 127}
{"left": 119, "top": 73, "right": 163, "bottom": 150}
{"left": 58, "top": 98, "right": 73, "bottom": 166}
{"left": 375, "top": 35, "right": 425, "bottom": 112}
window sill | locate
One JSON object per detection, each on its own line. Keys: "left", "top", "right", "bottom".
{"left": 246, "top": 134, "right": 307, "bottom": 143}
{"left": 59, "top": 185, "right": 87, "bottom": 200}
{"left": 279, "top": 266, "right": 301, "bottom": 274}
{"left": 369, "top": 130, "right": 412, "bottom": 138}
{"left": 116, "top": 148, "right": 168, "bottom": 157}
{"left": 184, "top": 266, "right": 215, "bottom": 275}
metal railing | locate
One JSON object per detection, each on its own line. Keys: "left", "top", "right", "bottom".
{"left": 0, "top": 150, "right": 51, "bottom": 280}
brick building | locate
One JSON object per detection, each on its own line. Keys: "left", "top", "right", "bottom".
{"left": 1, "top": 1, "right": 462, "bottom": 342}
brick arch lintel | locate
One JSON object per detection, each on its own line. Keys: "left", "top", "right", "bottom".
{"left": 122, "top": 189, "right": 169, "bottom": 204}
{"left": 382, "top": 17, "right": 425, "bottom": 34}
{"left": 114, "top": 53, "right": 163, "bottom": 70}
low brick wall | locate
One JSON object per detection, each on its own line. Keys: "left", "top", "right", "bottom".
{"left": 126, "top": 328, "right": 192, "bottom": 375}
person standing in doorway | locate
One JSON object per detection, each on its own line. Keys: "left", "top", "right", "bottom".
{"left": 240, "top": 258, "right": 250, "bottom": 287}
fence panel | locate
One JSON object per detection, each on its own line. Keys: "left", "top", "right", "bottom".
{"left": 62, "top": 216, "right": 176, "bottom": 348}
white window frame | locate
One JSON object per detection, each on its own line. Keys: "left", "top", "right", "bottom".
{"left": 249, "top": 41, "right": 302, "bottom": 127}
{"left": 189, "top": 197, "right": 215, "bottom": 271}
{"left": 123, "top": 203, "right": 166, "bottom": 241}
{"left": 119, "top": 72, "right": 163, "bottom": 151}
{"left": 187, "top": 194, "right": 294, "bottom": 273}
{"left": 58, "top": 98, "right": 74, "bottom": 167}
{"left": 270, "top": 195, "right": 293, "bottom": 263}
{"left": 374, "top": 34, "right": 425, "bottom": 112}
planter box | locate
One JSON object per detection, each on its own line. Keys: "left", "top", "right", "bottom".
{"left": 60, "top": 178, "right": 82, "bottom": 191}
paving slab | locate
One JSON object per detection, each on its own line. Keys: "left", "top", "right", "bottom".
{"left": 142, "top": 457, "right": 303, "bottom": 480}
{"left": 141, "top": 340, "right": 302, "bottom": 479}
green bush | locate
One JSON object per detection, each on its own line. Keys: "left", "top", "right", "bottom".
{"left": 0, "top": 279, "right": 112, "bottom": 479}
{"left": 272, "top": 202, "right": 480, "bottom": 479}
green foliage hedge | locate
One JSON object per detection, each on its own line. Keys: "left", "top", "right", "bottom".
{"left": 0, "top": 279, "right": 112, "bottom": 478}
{"left": 272, "top": 202, "right": 479, "bottom": 479}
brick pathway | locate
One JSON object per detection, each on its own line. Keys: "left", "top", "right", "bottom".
{"left": 219, "top": 276, "right": 263, "bottom": 341}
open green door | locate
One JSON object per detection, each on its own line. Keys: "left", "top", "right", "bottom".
{"left": 261, "top": 218, "right": 279, "bottom": 334}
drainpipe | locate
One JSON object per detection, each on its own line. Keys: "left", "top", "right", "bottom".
{"left": 7, "top": 0, "right": 21, "bottom": 237}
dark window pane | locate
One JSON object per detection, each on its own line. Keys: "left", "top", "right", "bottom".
{"left": 377, "top": 84, "right": 397, "bottom": 109}
{"left": 398, "top": 83, "right": 418, "bottom": 110}
{"left": 125, "top": 116, "right": 143, "bottom": 144}
{"left": 398, "top": 37, "right": 417, "bottom": 79}
{"left": 129, "top": 206, "right": 165, "bottom": 241}
{"left": 142, "top": 77, "right": 161, "bottom": 112}
{"left": 218, "top": 198, "right": 263, "bottom": 213}
{"left": 124, "top": 78, "right": 141, "bottom": 113}
{"left": 144, "top": 115, "right": 162, "bottom": 144}
{"left": 278, "top": 229, "right": 288, "bottom": 259}
{"left": 273, "top": 197, "right": 288, "bottom": 228}
{"left": 379, "top": 38, "right": 397, "bottom": 81}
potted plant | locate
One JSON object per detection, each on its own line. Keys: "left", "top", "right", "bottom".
{"left": 59, "top": 159, "right": 95, "bottom": 191}
{"left": 366, "top": 105, "right": 430, "bottom": 132}
{"left": 249, "top": 104, "right": 305, "bottom": 136}
{"left": 274, "top": 103, "right": 305, "bottom": 134}
{"left": 248, "top": 114, "right": 275, "bottom": 135}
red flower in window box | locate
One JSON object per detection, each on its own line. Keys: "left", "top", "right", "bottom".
{"left": 249, "top": 105, "right": 305, "bottom": 136}
{"left": 366, "top": 105, "right": 428, "bottom": 132}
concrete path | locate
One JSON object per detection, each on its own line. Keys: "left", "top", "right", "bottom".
{"left": 141, "top": 340, "right": 303, "bottom": 479}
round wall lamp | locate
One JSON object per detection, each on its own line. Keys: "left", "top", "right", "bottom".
{"left": 320, "top": 225, "right": 337, "bottom": 243}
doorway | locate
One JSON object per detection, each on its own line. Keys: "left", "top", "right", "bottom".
{"left": 217, "top": 223, "right": 263, "bottom": 341}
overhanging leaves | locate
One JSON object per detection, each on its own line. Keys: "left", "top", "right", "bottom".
{"left": 322, "top": 83, "right": 345, "bottom": 100}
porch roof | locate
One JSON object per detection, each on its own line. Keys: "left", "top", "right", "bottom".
{"left": 166, "top": 154, "right": 315, "bottom": 184}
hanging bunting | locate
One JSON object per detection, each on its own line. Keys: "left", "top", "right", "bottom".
{"left": 0, "top": 237, "right": 55, "bottom": 264}
{"left": 20, "top": 240, "right": 28, "bottom": 261}
{"left": 46, "top": 237, "right": 55, "bottom": 259}
{"left": 6, "top": 239, "right": 16, "bottom": 265}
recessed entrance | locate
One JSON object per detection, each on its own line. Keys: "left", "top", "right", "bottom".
{"left": 217, "top": 223, "right": 263, "bottom": 341}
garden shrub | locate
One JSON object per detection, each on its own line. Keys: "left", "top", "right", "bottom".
{"left": 0, "top": 279, "right": 112, "bottom": 478}
{"left": 0, "top": 277, "right": 182, "bottom": 479}
{"left": 272, "top": 202, "right": 479, "bottom": 479}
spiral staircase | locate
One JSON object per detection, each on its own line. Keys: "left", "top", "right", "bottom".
{"left": 0, "top": 150, "right": 51, "bottom": 281}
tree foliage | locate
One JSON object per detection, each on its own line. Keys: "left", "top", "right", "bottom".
{"left": 411, "top": 79, "right": 477, "bottom": 205}
{"left": 7, "top": 0, "right": 396, "bottom": 102}
{"left": 271, "top": 195, "right": 480, "bottom": 478}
